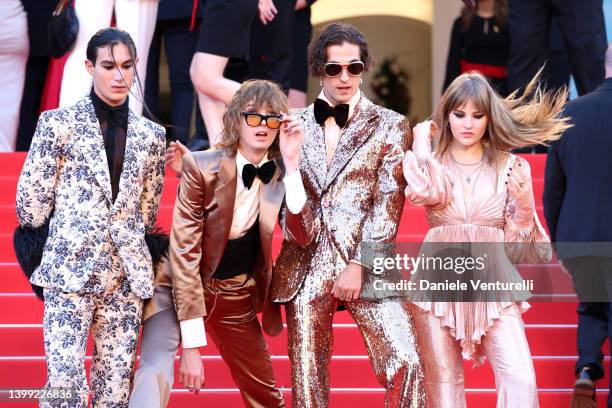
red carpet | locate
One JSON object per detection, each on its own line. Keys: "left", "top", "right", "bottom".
{"left": 0, "top": 152, "right": 607, "bottom": 407}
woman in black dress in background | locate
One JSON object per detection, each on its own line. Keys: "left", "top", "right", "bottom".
{"left": 444, "top": 0, "right": 510, "bottom": 97}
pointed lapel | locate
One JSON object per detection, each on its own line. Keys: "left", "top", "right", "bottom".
{"left": 325, "top": 96, "right": 380, "bottom": 188}
{"left": 208, "top": 154, "right": 237, "bottom": 273}
{"left": 73, "top": 97, "right": 113, "bottom": 204}
{"left": 112, "top": 111, "right": 149, "bottom": 211}
{"left": 258, "top": 162, "right": 284, "bottom": 266}
{"left": 299, "top": 108, "right": 327, "bottom": 192}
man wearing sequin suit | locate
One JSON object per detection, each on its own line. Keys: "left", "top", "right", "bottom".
{"left": 271, "top": 23, "right": 425, "bottom": 407}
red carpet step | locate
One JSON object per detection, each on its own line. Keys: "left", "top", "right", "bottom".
{"left": 0, "top": 152, "right": 606, "bottom": 408}
{"left": 0, "top": 356, "right": 609, "bottom": 391}
{"left": 0, "top": 293, "right": 585, "bottom": 326}
{"left": 0, "top": 389, "right": 607, "bottom": 408}
{"left": 1, "top": 322, "right": 607, "bottom": 359}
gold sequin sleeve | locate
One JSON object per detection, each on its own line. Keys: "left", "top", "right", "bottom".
{"left": 279, "top": 198, "right": 315, "bottom": 247}
{"left": 353, "top": 117, "right": 410, "bottom": 264}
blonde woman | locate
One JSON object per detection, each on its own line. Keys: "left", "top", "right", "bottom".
{"left": 403, "top": 71, "right": 570, "bottom": 407}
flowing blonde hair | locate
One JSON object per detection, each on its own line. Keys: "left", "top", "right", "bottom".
{"left": 216, "top": 79, "right": 288, "bottom": 159}
{"left": 433, "top": 70, "right": 571, "bottom": 169}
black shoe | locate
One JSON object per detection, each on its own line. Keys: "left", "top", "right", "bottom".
{"left": 571, "top": 367, "right": 597, "bottom": 408}
{"left": 187, "top": 137, "right": 210, "bottom": 152}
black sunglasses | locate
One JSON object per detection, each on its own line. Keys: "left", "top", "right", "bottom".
{"left": 241, "top": 112, "right": 282, "bottom": 129}
{"left": 323, "top": 61, "right": 365, "bottom": 77}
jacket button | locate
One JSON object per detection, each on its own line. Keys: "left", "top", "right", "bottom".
{"left": 322, "top": 199, "right": 330, "bottom": 208}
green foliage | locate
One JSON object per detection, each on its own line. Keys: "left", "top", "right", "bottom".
{"left": 370, "top": 56, "right": 412, "bottom": 116}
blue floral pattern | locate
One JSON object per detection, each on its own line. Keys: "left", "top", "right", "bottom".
{"left": 16, "top": 96, "right": 166, "bottom": 299}
{"left": 40, "top": 247, "right": 143, "bottom": 408}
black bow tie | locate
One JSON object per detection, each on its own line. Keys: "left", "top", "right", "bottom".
{"left": 98, "top": 105, "right": 129, "bottom": 130}
{"left": 90, "top": 89, "right": 129, "bottom": 129}
{"left": 242, "top": 160, "right": 276, "bottom": 189}
{"left": 314, "top": 98, "right": 349, "bottom": 128}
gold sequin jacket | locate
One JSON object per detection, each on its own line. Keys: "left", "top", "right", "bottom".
{"left": 272, "top": 95, "right": 411, "bottom": 302}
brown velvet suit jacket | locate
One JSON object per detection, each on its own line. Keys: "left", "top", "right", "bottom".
{"left": 169, "top": 149, "right": 314, "bottom": 336}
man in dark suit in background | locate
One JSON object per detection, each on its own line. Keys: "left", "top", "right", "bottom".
{"left": 507, "top": 0, "right": 607, "bottom": 97}
{"left": 544, "top": 43, "right": 612, "bottom": 408}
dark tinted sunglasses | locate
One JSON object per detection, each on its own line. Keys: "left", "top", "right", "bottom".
{"left": 241, "top": 112, "right": 282, "bottom": 129}
{"left": 323, "top": 61, "right": 365, "bottom": 77}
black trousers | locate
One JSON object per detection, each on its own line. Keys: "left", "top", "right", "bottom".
{"left": 564, "top": 256, "right": 612, "bottom": 407}
{"left": 221, "top": 1, "right": 297, "bottom": 94}
{"left": 145, "top": 18, "right": 206, "bottom": 145}
{"left": 289, "top": 6, "right": 313, "bottom": 93}
{"left": 16, "top": 55, "right": 50, "bottom": 152}
{"left": 508, "top": 0, "right": 606, "bottom": 96}
{"left": 247, "top": 0, "right": 297, "bottom": 92}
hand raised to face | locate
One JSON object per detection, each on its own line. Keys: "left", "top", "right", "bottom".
{"left": 278, "top": 112, "right": 304, "bottom": 174}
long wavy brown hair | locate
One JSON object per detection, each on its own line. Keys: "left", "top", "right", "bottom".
{"left": 216, "top": 79, "right": 288, "bottom": 159}
{"left": 433, "top": 70, "right": 571, "bottom": 171}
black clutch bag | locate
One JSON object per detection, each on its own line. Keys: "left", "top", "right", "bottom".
{"left": 48, "top": 0, "right": 79, "bottom": 58}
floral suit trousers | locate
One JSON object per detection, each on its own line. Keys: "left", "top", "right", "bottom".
{"left": 40, "top": 243, "right": 143, "bottom": 408}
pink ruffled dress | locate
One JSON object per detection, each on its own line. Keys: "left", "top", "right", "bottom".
{"left": 403, "top": 133, "right": 552, "bottom": 364}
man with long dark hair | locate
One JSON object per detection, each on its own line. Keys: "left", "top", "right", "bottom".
{"left": 15, "top": 28, "right": 166, "bottom": 407}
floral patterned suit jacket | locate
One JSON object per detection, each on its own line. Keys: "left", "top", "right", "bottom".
{"left": 16, "top": 96, "right": 166, "bottom": 299}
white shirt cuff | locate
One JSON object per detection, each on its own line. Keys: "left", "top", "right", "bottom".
{"left": 283, "top": 170, "right": 307, "bottom": 214}
{"left": 179, "top": 317, "right": 207, "bottom": 348}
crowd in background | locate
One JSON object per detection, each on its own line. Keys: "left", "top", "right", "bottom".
{"left": 0, "top": 0, "right": 316, "bottom": 153}
{"left": 451, "top": 0, "right": 607, "bottom": 97}
{"left": 1, "top": 0, "right": 609, "bottom": 153}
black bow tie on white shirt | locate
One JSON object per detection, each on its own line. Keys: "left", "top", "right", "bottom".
{"left": 242, "top": 160, "right": 276, "bottom": 189}
{"left": 314, "top": 98, "right": 350, "bottom": 128}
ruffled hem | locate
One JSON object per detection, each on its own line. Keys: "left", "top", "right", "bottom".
{"left": 413, "top": 300, "right": 530, "bottom": 365}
